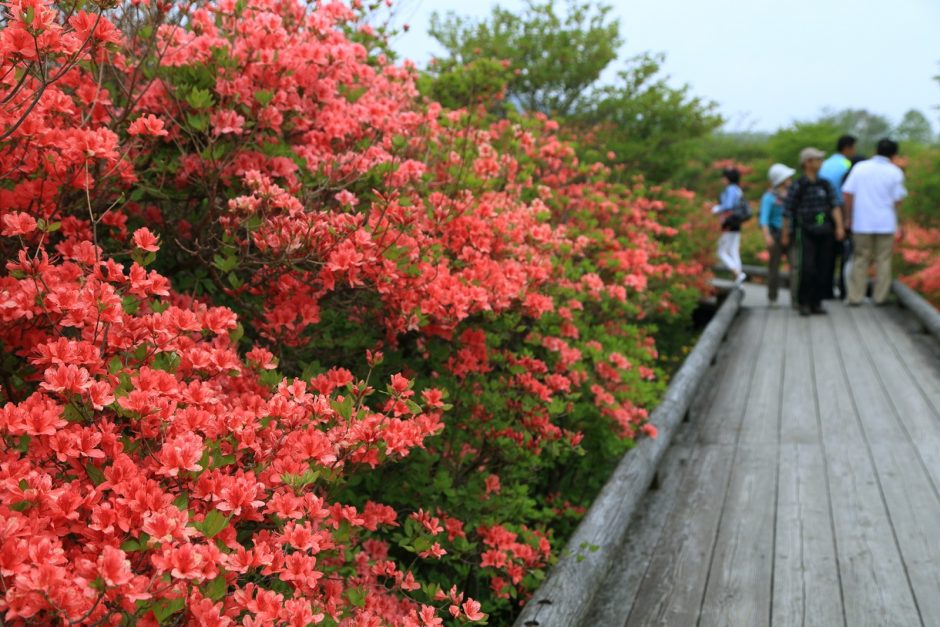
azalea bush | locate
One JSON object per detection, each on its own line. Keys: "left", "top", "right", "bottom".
{"left": 0, "top": 0, "right": 708, "bottom": 623}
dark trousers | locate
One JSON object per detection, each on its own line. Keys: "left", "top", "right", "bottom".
{"left": 822, "top": 232, "right": 852, "bottom": 299}
{"left": 767, "top": 228, "right": 788, "bottom": 303}
{"left": 832, "top": 234, "right": 853, "bottom": 299}
{"left": 796, "top": 228, "right": 834, "bottom": 308}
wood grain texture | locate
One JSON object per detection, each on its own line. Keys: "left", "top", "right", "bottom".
{"left": 624, "top": 444, "right": 736, "bottom": 627}
{"left": 771, "top": 443, "right": 843, "bottom": 627}
{"left": 810, "top": 315, "right": 922, "bottom": 627}
{"left": 698, "top": 444, "right": 777, "bottom": 627}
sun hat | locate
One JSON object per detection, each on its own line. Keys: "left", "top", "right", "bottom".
{"left": 799, "top": 147, "right": 826, "bottom": 165}
{"left": 768, "top": 163, "right": 796, "bottom": 188}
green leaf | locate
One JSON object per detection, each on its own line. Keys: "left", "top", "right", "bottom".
{"left": 229, "top": 323, "right": 245, "bottom": 344}
{"left": 120, "top": 539, "right": 141, "bottom": 552}
{"left": 346, "top": 587, "right": 367, "bottom": 608}
{"left": 204, "top": 575, "right": 227, "bottom": 601}
{"left": 200, "top": 510, "right": 229, "bottom": 539}
{"left": 187, "top": 113, "right": 209, "bottom": 132}
{"left": 85, "top": 463, "right": 106, "bottom": 486}
{"left": 152, "top": 351, "right": 181, "bottom": 373}
{"left": 254, "top": 89, "right": 274, "bottom": 106}
{"left": 213, "top": 253, "right": 237, "bottom": 273}
{"left": 186, "top": 87, "right": 214, "bottom": 110}
{"left": 152, "top": 597, "right": 186, "bottom": 623}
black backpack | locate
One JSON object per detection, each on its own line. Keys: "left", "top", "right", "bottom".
{"left": 790, "top": 178, "right": 835, "bottom": 236}
{"left": 731, "top": 196, "right": 753, "bottom": 222}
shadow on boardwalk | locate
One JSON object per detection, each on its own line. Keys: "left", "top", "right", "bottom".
{"left": 586, "top": 282, "right": 940, "bottom": 627}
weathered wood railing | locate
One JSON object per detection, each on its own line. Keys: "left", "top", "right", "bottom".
{"left": 892, "top": 279, "right": 940, "bottom": 342}
{"left": 513, "top": 287, "right": 744, "bottom": 627}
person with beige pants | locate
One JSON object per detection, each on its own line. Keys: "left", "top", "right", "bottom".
{"left": 842, "top": 139, "right": 907, "bottom": 305}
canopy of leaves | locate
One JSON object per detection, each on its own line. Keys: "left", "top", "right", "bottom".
{"left": 573, "top": 53, "right": 723, "bottom": 182}
{"left": 895, "top": 109, "right": 936, "bottom": 145}
{"left": 766, "top": 119, "right": 843, "bottom": 166}
{"left": 429, "top": 0, "right": 621, "bottom": 116}
{"left": 817, "top": 107, "right": 893, "bottom": 154}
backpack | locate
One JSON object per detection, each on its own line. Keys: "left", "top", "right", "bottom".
{"left": 730, "top": 197, "right": 753, "bottom": 222}
{"left": 790, "top": 178, "right": 835, "bottom": 236}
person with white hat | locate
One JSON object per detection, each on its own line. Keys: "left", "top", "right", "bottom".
{"left": 782, "top": 147, "right": 846, "bottom": 316}
{"left": 760, "top": 163, "right": 796, "bottom": 306}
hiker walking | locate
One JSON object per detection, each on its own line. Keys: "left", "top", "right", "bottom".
{"left": 782, "top": 148, "right": 846, "bottom": 316}
{"left": 712, "top": 167, "right": 748, "bottom": 286}
{"left": 819, "top": 135, "right": 857, "bottom": 299}
{"left": 843, "top": 139, "right": 907, "bottom": 306}
{"left": 760, "top": 163, "right": 796, "bottom": 307}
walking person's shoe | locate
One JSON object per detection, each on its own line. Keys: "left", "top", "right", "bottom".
{"left": 799, "top": 305, "right": 812, "bottom": 317}
{"left": 734, "top": 272, "right": 747, "bottom": 287}
{"left": 810, "top": 304, "right": 827, "bottom": 315}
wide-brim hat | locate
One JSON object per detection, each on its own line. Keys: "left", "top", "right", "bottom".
{"left": 768, "top": 163, "right": 796, "bottom": 188}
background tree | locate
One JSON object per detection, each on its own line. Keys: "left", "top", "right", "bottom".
{"left": 766, "top": 119, "right": 842, "bottom": 165}
{"left": 817, "top": 107, "right": 893, "bottom": 153}
{"left": 895, "top": 108, "right": 936, "bottom": 145}
{"left": 572, "top": 52, "right": 722, "bottom": 182}
{"left": 429, "top": 0, "right": 621, "bottom": 116}
{"left": 426, "top": 0, "right": 721, "bottom": 182}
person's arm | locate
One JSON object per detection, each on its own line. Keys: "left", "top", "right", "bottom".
{"left": 758, "top": 194, "right": 775, "bottom": 247}
{"left": 833, "top": 206, "right": 845, "bottom": 241}
{"left": 781, "top": 182, "right": 798, "bottom": 247}
{"left": 822, "top": 180, "right": 845, "bottom": 241}
{"left": 842, "top": 192, "right": 854, "bottom": 232}
{"left": 894, "top": 173, "right": 908, "bottom": 240}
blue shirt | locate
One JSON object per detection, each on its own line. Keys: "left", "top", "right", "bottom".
{"left": 719, "top": 184, "right": 743, "bottom": 210}
{"left": 759, "top": 190, "right": 784, "bottom": 229}
{"left": 819, "top": 153, "right": 851, "bottom": 206}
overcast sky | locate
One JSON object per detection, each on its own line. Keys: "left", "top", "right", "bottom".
{"left": 388, "top": 0, "right": 940, "bottom": 133}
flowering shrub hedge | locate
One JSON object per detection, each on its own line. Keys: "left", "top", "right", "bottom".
{"left": 0, "top": 0, "right": 708, "bottom": 623}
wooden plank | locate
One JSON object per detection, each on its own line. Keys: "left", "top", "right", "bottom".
{"left": 778, "top": 315, "right": 818, "bottom": 444}
{"left": 737, "top": 308, "right": 787, "bottom": 445}
{"left": 674, "top": 310, "right": 751, "bottom": 448}
{"left": 513, "top": 289, "right": 745, "bottom": 627}
{"left": 877, "top": 307, "right": 940, "bottom": 415}
{"left": 865, "top": 442, "right": 940, "bottom": 625}
{"left": 588, "top": 307, "right": 765, "bottom": 626}
{"left": 696, "top": 309, "right": 769, "bottom": 445}
{"left": 850, "top": 306, "right": 940, "bottom": 465}
{"left": 624, "top": 444, "right": 736, "bottom": 627}
{"left": 584, "top": 443, "right": 694, "bottom": 627}
{"left": 771, "top": 443, "right": 844, "bottom": 627}
{"left": 698, "top": 444, "right": 777, "bottom": 627}
{"left": 838, "top": 307, "right": 940, "bottom": 624}
{"left": 809, "top": 316, "right": 922, "bottom": 626}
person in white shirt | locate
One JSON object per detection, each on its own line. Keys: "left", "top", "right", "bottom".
{"left": 842, "top": 139, "right": 907, "bottom": 305}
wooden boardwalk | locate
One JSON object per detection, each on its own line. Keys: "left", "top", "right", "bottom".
{"left": 585, "top": 283, "right": 940, "bottom": 627}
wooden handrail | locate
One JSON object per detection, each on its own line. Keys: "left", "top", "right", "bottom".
{"left": 513, "top": 287, "right": 745, "bottom": 627}
{"left": 892, "top": 280, "right": 940, "bottom": 342}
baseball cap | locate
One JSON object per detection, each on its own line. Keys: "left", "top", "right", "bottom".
{"left": 799, "top": 147, "right": 826, "bottom": 165}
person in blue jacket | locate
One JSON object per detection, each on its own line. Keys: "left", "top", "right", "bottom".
{"left": 819, "top": 134, "right": 857, "bottom": 299}
{"left": 712, "top": 168, "right": 747, "bottom": 286}
{"left": 760, "top": 163, "right": 796, "bottom": 306}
